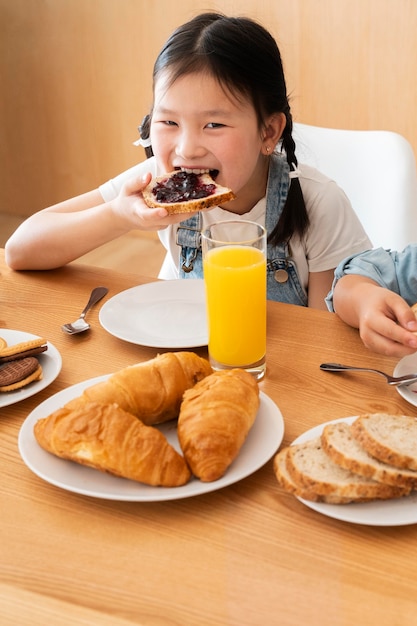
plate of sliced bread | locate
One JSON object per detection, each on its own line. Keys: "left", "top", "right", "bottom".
{"left": 274, "top": 414, "right": 417, "bottom": 525}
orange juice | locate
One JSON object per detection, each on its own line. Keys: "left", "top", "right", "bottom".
{"left": 203, "top": 245, "right": 266, "bottom": 367}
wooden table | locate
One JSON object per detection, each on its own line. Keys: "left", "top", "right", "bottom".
{"left": 1, "top": 249, "right": 416, "bottom": 626}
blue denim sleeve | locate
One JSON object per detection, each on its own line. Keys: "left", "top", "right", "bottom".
{"left": 325, "top": 245, "right": 417, "bottom": 311}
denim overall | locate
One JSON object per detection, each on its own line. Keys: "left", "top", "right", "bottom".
{"left": 176, "top": 154, "right": 307, "bottom": 306}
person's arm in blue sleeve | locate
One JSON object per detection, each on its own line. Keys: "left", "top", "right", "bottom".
{"left": 325, "top": 246, "right": 417, "bottom": 357}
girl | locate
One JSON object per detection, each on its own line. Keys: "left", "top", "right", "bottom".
{"left": 5, "top": 12, "right": 371, "bottom": 309}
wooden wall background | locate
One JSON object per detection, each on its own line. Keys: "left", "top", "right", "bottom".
{"left": 1, "top": 0, "right": 417, "bottom": 218}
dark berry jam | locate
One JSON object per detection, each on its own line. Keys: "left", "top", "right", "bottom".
{"left": 153, "top": 171, "right": 216, "bottom": 203}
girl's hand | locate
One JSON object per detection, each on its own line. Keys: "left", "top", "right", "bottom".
{"left": 111, "top": 172, "right": 194, "bottom": 230}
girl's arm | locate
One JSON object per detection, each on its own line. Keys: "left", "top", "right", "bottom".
{"left": 308, "top": 268, "right": 335, "bottom": 310}
{"left": 5, "top": 173, "right": 186, "bottom": 270}
{"left": 333, "top": 274, "right": 417, "bottom": 356}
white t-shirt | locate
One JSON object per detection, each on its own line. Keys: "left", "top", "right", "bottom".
{"left": 99, "top": 156, "right": 371, "bottom": 287}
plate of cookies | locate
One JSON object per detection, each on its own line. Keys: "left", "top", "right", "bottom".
{"left": 274, "top": 414, "right": 417, "bottom": 526}
{"left": 18, "top": 352, "right": 285, "bottom": 501}
{"left": 0, "top": 329, "right": 62, "bottom": 408}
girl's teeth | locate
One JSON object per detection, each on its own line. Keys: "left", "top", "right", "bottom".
{"left": 181, "top": 168, "right": 210, "bottom": 175}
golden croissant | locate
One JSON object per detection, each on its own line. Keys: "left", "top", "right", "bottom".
{"left": 34, "top": 401, "right": 191, "bottom": 487}
{"left": 66, "top": 352, "right": 212, "bottom": 425}
{"left": 177, "top": 369, "right": 260, "bottom": 482}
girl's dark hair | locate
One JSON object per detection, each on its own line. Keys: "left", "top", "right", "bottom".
{"left": 140, "top": 12, "right": 308, "bottom": 245}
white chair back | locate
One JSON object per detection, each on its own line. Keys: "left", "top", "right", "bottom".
{"left": 293, "top": 123, "right": 417, "bottom": 250}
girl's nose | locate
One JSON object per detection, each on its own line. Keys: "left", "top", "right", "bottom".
{"left": 175, "top": 131, "right": 206, "bottom": 160}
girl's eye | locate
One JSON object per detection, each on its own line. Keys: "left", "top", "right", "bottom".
{"left": 206, "top": 122, "right": 225, "bottom": 129}
{"left": 162, "top": 120, "right": 177, "bottom": 127}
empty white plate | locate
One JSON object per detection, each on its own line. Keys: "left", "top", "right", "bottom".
{"left": 99, "top": 280, "right": 208, "bottom": 348}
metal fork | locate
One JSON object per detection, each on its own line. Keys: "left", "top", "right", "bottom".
{"left": 320, "top": 362, "right": 417, "bottom": 386}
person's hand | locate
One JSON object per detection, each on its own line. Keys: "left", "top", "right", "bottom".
{"left": 355, "top": 285, "right": 417, "bottom": 357}
{"left": 111, "top": 172, "right": 195, "bottom": 231}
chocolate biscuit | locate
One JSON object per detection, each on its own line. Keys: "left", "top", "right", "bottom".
{"left": 0, "top": 357, "right": 43, "bottom": 392}
{"left": 0, "top": 337, "right": 47, "bottom": 363}
{"left": 0, "top": 345, "right": 47, "bottom": 363}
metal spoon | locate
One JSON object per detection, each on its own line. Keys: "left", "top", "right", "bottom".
{"left": 320, "top": 362, "right": 417, "bottom": 386}
{"left": 61, "top": 287, "right": 108, "bottom": 334}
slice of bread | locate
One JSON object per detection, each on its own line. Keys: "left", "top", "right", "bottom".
{"left": 273, "top": 447, "right": 366, "bottom": 504}
{"left": 351, "top": 413, "right": 417, "bottom": 471}
{"left": 142, "top": 170, "right": 235, "bottom": 214}
{"left": 285, "top": 437, "right": 410, "bottom": 500}
{"left": 322, "top": 421, "right": 417, "bottom": 489}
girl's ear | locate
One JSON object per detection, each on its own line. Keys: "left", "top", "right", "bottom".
{"left": 261, "top": 112, "right": 286, "bottom": 154}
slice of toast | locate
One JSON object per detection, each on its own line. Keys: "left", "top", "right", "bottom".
{"left": 273, "top": 447, "right": 365, "bottom": 504}
{"left": 285, "top": 437, "right": 410, "bottom": 500}
{"left": 321, "top": 421, "right": 417, "bottom": 489}
{"left": 142, "top": 170, "right": 235, "bottom": 214}
{"left": 351, "top": 413, "right": 417, "bottom": 471}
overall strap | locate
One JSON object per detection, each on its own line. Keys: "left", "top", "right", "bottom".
{"left": 265, "top": 153, "right": 291, "bottom": 254}
{"left": 265, "top": 154, "right": 307, "bottom": 306}
{"left": 176, "top": 212, "right": 203, "bottom": 277}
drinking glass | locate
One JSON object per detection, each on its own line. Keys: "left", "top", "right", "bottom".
{"left": 201, "top": 220, "right": 267, "bottom": 380}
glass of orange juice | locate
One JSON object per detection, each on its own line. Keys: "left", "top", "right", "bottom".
{"left": 201, "top": 220, "right": 267, "bottom": 380}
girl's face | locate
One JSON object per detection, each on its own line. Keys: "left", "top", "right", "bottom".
{"left": 150, "top": 70, "right": 278, "bottom": 214}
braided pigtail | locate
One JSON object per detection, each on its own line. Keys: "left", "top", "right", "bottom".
{"left": 268, "top": 112, "right": 309, "bottom": 247}
{"left": 138, "top": 114, "right": 154, "bottom": 158}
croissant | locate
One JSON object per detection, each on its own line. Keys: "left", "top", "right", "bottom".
{"left": 66, "top": 352, "right": 212, "bottom": 425}
{"left": 34, "top": 401, "right": 191, "bottom": 487}
{"left": 177, "top": 369, "right": 260, "bottom": 482}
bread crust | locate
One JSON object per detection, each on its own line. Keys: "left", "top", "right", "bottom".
{"left": 285, "top": 437, "right": 409, "bottom": 499}
{"left": 273, "top": 447, "right": 362, "bottom": 503}
{"left": 142, "top": 171, "right": 235, "bottom": 214}
{"left": 322, "top": 421, "right": 417, "bottom": 488}
{"left": 351, "top": 414, "right": 417, "bottom": 471}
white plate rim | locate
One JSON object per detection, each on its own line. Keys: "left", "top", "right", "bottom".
{"left": 18, "top": 375, "right": 285, "bottom": 501}
{"left": 0, "top": 329, "right": 62, "bottom": 409}
{"left": 393, "top": 353, "right": 417, "bottom": 408}
{"left": 99, "top": 280, "right": 208, "bottom": 348}
{"left": 292, "top": 416, "right": 417, "bottom": 526}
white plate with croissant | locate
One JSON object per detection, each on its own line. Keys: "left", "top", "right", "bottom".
{"left": 18, "top": 369, "right": 285, "bottom": 501}
{"left": 99, "top": 280, "right": 208, "bottom": 348}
